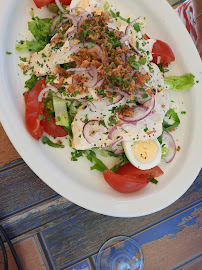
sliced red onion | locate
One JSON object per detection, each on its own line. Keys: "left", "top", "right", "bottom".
{"left": 78, "top": 99, "right": 96, "bottom": 111}
{"left": 55, "top": 0, "right": 68, "bottom": 14}
{"left": 94, "top": 78, "right": 105, "bottom": 88}
{"left": 83, "top": 120, "right": 107, "bottom": 144}
{"left": 120, "top": 35, "right": 129, "bottom": 44}
{"left": 162, "top": 131, "right": 176, "bottom": 163}
{"left": 38, "top": 86, "right": 60, "bottom": 102}
{"left": 65, "top": 67, "right": 91, "bottom": 72}
{"left": 125, "top": 18, "right": 140, "bottom": 36}
{"left": 108, "top": 88, "right": 129, "bottom": 98}
{"left": 111, "top": 137, "right": 124, "bottom": 154}
{"left": 108, "top": 123, "right": 125, "bottom": 140}
{"left": 105, "top": 92, "right": 124, "bottom": 106}
{"left": 118, "top": 96, "right": 155, "bottom": 124}
{"left": 83, "top": 66, "right": 98, "bottom": 88}
{"left": 133, "top": 90, "right": 152, "bottom": 103}
{"left": 62, "top": 14, "right": 78, "bottom": 26}
{"left": 71, "top": 7, "right": 87, "bottom": 15}
{"left": 50, "top": 16, "right": 60, "bottom": 35}
{"left": 69, "top": 43, "right": 105, "bottom": 61}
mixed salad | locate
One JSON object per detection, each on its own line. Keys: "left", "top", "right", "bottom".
{"left": 16, "top": 0, "right": 195, "bottom": 193}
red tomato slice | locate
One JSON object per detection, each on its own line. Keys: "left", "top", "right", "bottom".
{"left": 152, "top": 40, "right": 175, "bottom": 67}
{"left": 25, "top": 79, "right": 67, "bottom": 140}
{"left": 33, "top": 0, "right": 71, "bottom": 8}
{"left": 33, "top": 0, "right": 53, "bottom": 8}
{"left": 143, "top": 34, "right": 175, "bottom": 67}
{"left": 103, "top": 170, "right": 150, "bottom": 193}
{"left": 117, "top": 163, "right": 164, "bottom": 178}
{"left": 25, "top": 79, "right": 46, "bottom": 140}
{"left": 42, "top": 112, "right": 68, "bottom": 137}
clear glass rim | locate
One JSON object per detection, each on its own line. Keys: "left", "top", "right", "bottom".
{"left": 96, "top": 236, "right": 144, "bottom": 270}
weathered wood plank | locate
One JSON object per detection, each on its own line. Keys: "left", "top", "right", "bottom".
{"left": 177, "top": 255, "right": 202, "bottom": 270}
{"left": 0, "top": 124, "right": 21, "bottom": 167}
{"left": 0, "top": 162, "right": 201, "bottom": 240}
{"left": 0, "top": 196, "right": 73, "bottom": 239}
{"left": 39, "top": 204, "right": 202, "bottom": 269}
{"left": 0, "top": 164, "right": 58, "bottom": 219}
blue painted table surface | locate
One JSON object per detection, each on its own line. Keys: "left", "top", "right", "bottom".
{"left": 0, "top": 1, "right": 202, "bottom": 269}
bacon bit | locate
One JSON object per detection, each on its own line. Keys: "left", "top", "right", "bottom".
{"left": 20, "top": 63, "right": 28, "bottom": 70}
{"left": 161, "top": 104, "right": 165, "bottom": 108}
{"left": 136, "top": 73, "right": 150, "bottom": 85}
{"left": 146, "top": 130, "right": 155, "bottom": 135}
{"left": 169, "top": 128, "right": 176, "bottom": 132}
{"left": 50, "top": 33, "right": 62, "bottom": 46}
{"left": 146, "top": 88, "right": 153, "bottom": 97}
{"left": 176, "top": 146, "right": 181, "bottom": 151}
{"left": 119, "top": 105, "right": 134, "bottom": 117}
{"left": 57, "top": 140, "right": 62, "bottom": 145}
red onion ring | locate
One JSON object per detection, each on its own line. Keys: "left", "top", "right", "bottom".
{"left": 105, "top": 92, "right": 124, "bottom": 106}
{"left": 162, "top": 131, "right": 176, "bottom": 163}
{"left": 55, "top": 0, "right": 68, "bottom": 14}
{"left": 65, "top": 67, "right": 91, "bottom": 72}
{"left": 83, "top": 120, "right": 107, "bottom": 144}
{"left": 71, "top": 7, "right": 88, "bottom": 15}
{"left": 111, "top": 137, "right": 124, "bottom": 154}
{"left": 62, "top": 14, "right": 78, "bottom": 26}
{"left": 50, "top": 16, "right": 60, "bottom": 35}
{"left": 118, "top": 96, "right": 155, "bottom": 124}
{"left": 108, "top": 123, "right": 125, "bottom": 140}
{"left": 133, "top": 90, "right": 152, "bottom": 103}
{"left": 83, "top": 66, "right": 98, "bottom": 88}
{"left": 120, "top": 35, "right": 129, "bottom": 44}
{"left": 108, "top": 88, "right": 129, "bottom": 98}
{"left": 95, "top": 78, "right": 105, "bottom": 88}
{"left": 38, "top": 86, "right": 61, "bottom": 102}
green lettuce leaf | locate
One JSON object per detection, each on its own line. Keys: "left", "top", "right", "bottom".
{"left": 163, "top": 108, "right": 180, "bottom": 131}
{"left": 165, "top": 73, "right": 195, "bottom": 91}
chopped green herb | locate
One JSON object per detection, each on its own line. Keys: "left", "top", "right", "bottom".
{"left": 25, "top": 74, "right": 39, "bottom": 91}
{"left": 6, "top": 51, "right": 12, "bottom": 55}
{"left": 149, "top": 178, "right": 158, "bottom": 184}
{"left": 42, "top": 136, "right": 65, "bottom": 148}
{"left": 38, "top": 114, "right": 44, "bottom": 120}
{"left": 181, "top": 111, "right": 186, "bottom": 114}
{"left": 163, "top": 108, "right": 180, "bottom": 131}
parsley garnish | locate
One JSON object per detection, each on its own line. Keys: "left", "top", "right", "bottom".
{"left": 42, "top": 136, "right": 65, "bottom": 148}
{"left": 149, "top": 178, "right": 158, "bottom": 184}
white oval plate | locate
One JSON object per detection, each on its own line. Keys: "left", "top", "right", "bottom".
{"left": 0, "top": 0, "right": 201, "bottom": 217}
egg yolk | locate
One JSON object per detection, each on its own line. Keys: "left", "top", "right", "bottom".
{"left": 132, "top": 140, "right": 158, "bottom": 163}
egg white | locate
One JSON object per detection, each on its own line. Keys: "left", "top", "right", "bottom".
{"left": 123, "top": 139, "right": 162, "bottom": 170}
{"left": 70, "top": 0, "right": 102, "bottom": 13}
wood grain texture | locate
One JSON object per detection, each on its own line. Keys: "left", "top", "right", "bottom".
{"left": 0, "top": 164, "right": 58, "bottom": 219}
{"left": 39, "top": 204, "right": 202, "bottom": 269}
{"left": 0, "top": 124, "right": 21, "bottom": 166}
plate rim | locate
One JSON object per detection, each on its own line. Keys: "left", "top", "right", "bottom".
{"left": 0, "top": 0, "right": 202, "bottom": 217}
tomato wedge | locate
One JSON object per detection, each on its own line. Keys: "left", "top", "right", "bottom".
{"left": 117, "top": 163, "right": 164, "bottom": 178}
{"left": 42, "top": 112, "right": 68, "bottom": 137}
{"left": 33, "top": 0, "right": 72, "bottom": 8}
{"left": 152, "top": 40, "right": 175, "bottom": 67}
{"left": 25, "top": 79, "right": 46, "bottom": 140}
{"left": 24, "top": 79, "right": 68, "bottom": 140}
{"left": 103, "top": 170, "right": 150, "bottom": 193}
{"left": 143, "top": 34, "right": 175, "bottom": 67}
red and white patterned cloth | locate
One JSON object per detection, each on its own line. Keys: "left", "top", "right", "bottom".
{"left": 176, "top": 0, "right": 197, "bottom": 42}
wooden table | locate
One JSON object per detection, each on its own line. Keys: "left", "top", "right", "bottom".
{"left": 0, "top": 126, "right": 202, "bottom": 270}
{"left": 0, "top": 1, "right": 202, "bottom": 269}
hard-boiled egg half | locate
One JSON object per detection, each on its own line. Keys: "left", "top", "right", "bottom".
{"left": 70, "top": 0, "right": 103, "bottom": 14}
{"left": 123, "top": 139, "right": 162, "bottom": 170}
